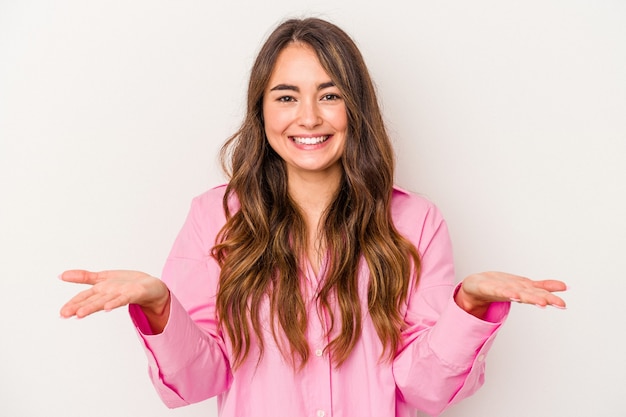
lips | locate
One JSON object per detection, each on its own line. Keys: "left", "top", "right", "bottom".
{"left": 291, "top": 135, "right": 330, "bottom": 145}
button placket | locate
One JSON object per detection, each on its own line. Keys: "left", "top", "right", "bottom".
{"left": 303, "top": 261, "right": 332, "bottom": 417}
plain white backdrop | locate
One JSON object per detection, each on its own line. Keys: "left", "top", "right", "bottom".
{"left": 1, "top": 1, "right": 625, "bottom": 416}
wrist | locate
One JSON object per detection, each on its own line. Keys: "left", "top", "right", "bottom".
{"left": 455, "top": 284, "right": 490, "bottom": 318}
{"left": 142, "top": 290, "right": 171, "bottom": 317}
{"left": 139, "top": 289, "right": 171, "bottom": 335}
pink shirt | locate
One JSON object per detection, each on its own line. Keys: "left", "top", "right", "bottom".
{"left": 129, "top": 185, "right": 509, "bottom": 417}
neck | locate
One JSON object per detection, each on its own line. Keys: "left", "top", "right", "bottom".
{"left": 287, "top": 167, "right": 342, "bottom": 276}
{"left": 287, "top": 168, "right": 342, "bottom": 217}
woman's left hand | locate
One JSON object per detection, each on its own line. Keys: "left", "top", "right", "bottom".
{"left": 455, "top": 271, "right": 567, "bottom": 318}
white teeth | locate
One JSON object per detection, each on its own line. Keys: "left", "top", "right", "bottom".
{"left": 292, "top": 136, "right": 328, "bottom": 145}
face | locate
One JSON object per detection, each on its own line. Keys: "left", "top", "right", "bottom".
{"left": 263, "top": 43, "right": 348, "bottom": 182}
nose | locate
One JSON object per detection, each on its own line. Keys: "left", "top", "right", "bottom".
{"left": 297, "top": 99, "right": 322, "bottom": 129}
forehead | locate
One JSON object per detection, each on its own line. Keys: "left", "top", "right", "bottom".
{"left": 267, "top": 43, "right": 331, "bottom": 84}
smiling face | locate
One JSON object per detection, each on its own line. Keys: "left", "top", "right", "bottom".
{"left": 262, "top": 43, "right": 348, "bottom": 183}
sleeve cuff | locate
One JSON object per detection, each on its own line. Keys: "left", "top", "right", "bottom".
{"left": 128, "top": 294, "right": 207, "bottom": 374}
{"left": 427, "top": 288, "right": 510, "bottom": 368}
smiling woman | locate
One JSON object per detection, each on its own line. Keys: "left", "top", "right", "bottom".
{"left": 262, "top": 43, "right": 349, "bottom": 277}
{"left": 263, "top": 43, "right": 348, "bottom": 194}
{"left": 59, "top": 17, "right": 567, "bottom": 417}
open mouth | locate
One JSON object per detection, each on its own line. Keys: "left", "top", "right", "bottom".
{"left": 291, "top": 135, "right": 330, "bottom": 145}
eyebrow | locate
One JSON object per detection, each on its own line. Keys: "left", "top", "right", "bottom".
{"left": 269, "top": 81, "right": 336, "bottom": 92}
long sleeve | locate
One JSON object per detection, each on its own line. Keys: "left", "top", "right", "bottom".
{"left": 126, "top": 186, "right": 509, "bottom": 417}
{"left": 391, "top": 190, "right": 510, "bottom": 416}
{"left": 128, "top": 186, "right": 233, "bottom": 407}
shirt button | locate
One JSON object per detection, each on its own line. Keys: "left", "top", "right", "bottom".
{"left": 315, "top": 348, "right": 323, "bottom": 357}
{"left": 477, "top": 354, "right": 485, "bottom": 362}
{"left": 317, "top": 410, "right": 325, "bottom": 417}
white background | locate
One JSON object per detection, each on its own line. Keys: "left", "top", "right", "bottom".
{"left": 1, "top": 1, "right": 625, "bottom": 416}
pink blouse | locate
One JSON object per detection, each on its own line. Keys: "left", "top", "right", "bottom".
{"left": 129, "top": 185, "right": 509, "bottom": 417}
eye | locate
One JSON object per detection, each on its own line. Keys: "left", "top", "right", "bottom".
{"left": 277, "top": 95, "right": 296, "bottom": 103}
{"left": 321, "top": 93, "right": 341, "bottom": 101}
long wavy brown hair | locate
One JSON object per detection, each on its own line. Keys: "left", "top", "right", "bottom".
{"left": 212, "top": 17, "right": 421, "bottom": 370}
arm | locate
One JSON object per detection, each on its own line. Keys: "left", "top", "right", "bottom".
{"left": 392, "top": 198, "right": 567, "bottom": 416}
{"left": 392, "top": 201, "right": 508, "bottom": 416}
{"left": 128, "top": 190, "right": 233, "bottom": 407}
{"left": 59, "top": 188, "right": 233, "bottom": 408}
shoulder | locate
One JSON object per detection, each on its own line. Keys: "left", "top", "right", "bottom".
{"left": 391, "top": 185, "right": 447, "bottom": 240}
{"left": 191, "top": 184, "right": 228, "bottom": 209}
{"left": 191, "top": 183, "right": 243, "bottom": 211}
{"left": 391, "top": 185, "right": 441, "bottom": 221}
{"left": 185, "top": 184, "right": 239, "bottom": 234}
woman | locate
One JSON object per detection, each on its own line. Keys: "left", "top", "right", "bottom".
{"left": 60, "top": 18, "right": 566, "bottom": 417}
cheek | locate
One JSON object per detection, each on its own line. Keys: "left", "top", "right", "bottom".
{"left": 325, "top": 106, "right": 348, "bottom": 132}
{"left": 262, "top": 102, "right": 294, "bottom": 134}
{"left": 338, "top": 113, "right": 348, "bottom": 132}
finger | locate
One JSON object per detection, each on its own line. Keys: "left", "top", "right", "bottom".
{"left": 103, "top": 293, "right": 132, "bottom": 312}
{"left": 546, "top": 293, "right": 567, "bottom": 309}
{"left": 514, "top": 289, "right": 567, "bottom": 309}
{"left": 70, "top": 279, "right": 138, "bottom": 317}
{"left": 59, "top": 270, "right": 105, "bottom": 285}
{"left": 73, "top": 292, "right": 121, "bottom": 318}
{"left": 60, "top": 304, "right": 78, "bottom": 318}
{"left": 60, "top": 287, "right": 97, "bottom": 317}
{"left": 531, "top": 280, "right": 568, "bottom": 293}
{"left": 61, "top": 285, "right": 116, "bottom": 318}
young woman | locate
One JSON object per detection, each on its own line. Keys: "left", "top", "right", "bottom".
{"left": 60, "top": 17, "right": 567, "bottom": 417}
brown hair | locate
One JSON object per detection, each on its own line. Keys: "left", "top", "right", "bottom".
{"left": 212, "top": 17, "right": 421, "bottom": 369}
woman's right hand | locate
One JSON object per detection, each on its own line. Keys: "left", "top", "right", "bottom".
{"left": 59, "top": 270, "right": 170, "bottom": 332}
